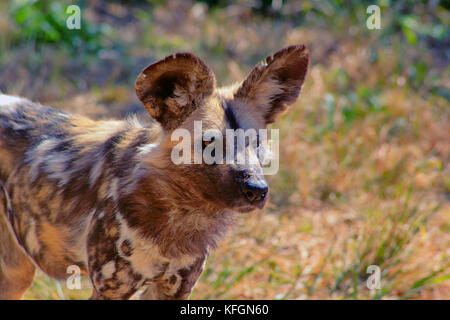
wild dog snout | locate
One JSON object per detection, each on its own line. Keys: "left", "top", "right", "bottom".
{"left": 241, "top": 179, "right": 268, "bottom": 208}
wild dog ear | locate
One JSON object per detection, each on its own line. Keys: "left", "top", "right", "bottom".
{"left": 235, "top": 45, "right": 309, "bottom": 124}
{"left": 136, "top": 53, "right": 216, "bottom": 130}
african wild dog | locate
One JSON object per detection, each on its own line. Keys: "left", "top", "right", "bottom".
{"left": 0, "top": 45, "right": 309, "bottom": 299}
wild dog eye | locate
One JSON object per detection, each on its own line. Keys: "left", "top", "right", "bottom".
{"left": 202, "top": 136, "right": 215, "bottom": 149}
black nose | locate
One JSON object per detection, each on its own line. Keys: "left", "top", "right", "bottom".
{"left": 242, "top": 181, "right": 268, "bottom": 204}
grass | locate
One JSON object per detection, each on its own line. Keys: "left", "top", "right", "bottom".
{"left": 0, "top": 0, "right": 448, "bottom": 299}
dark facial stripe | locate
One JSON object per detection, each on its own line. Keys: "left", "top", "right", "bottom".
{"left": 223, "top": 102, "right": 239, "bottom": 130}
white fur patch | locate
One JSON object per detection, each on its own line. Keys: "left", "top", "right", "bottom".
{"left": 125, "top": 115, "right": 145, "bottom": 129}
{"left": 45, "top": 152, "right": 73, "bottom": 186}
{"left": 0, "top": 94, "right": 23, "bottom": 107}
{"left": 108, "top": 178, "right": 120, "bottom": 201}
{"left": 116, "top": 213, "right": 165, "bottom": 279}
{"left": 137, "top": 143, "right": 158, "bottom": 158}
{"left": 0, "top": 95, "right": 25, "bottom": 116}
{"left": 97, "top": 211, "right": 105, "bottom": 220}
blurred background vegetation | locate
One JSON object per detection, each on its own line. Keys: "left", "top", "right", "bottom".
{"left": 0, "top": 0, "right": 448, "bottom": 299}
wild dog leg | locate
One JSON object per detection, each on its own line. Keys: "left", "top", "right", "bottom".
{"left": 87, "top": 212, "right": 143, "bottom": 300}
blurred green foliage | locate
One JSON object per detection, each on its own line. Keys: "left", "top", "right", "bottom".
{"left": 5, "top": 0, "right": 449, "bottom": 55}
{"left": 9, "top": 0, "right": 110, "bottom": 54}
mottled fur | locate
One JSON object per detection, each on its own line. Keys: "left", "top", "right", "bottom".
{"left": 0, "top": 45, "right": 309, "bottom": 299}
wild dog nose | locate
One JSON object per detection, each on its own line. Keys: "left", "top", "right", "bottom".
{"left": 242, "top": 181, "right": 268, "bottom": 206}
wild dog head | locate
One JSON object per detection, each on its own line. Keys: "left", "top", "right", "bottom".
{"left": 135, "top": 45, "right": 309, "bottom": 213}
